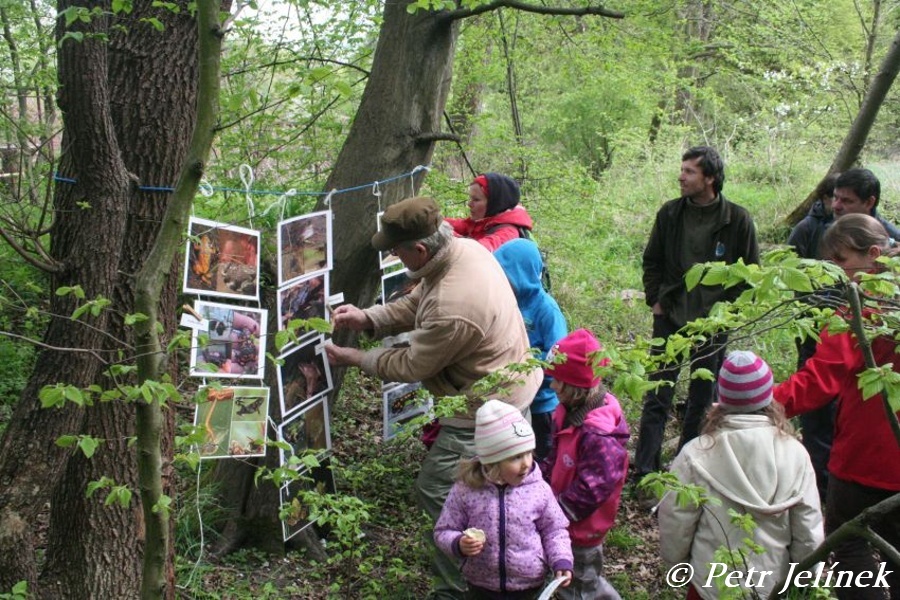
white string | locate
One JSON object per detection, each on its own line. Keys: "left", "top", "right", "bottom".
{"left": 372, "top": 180, "right": 382, "bottom": 213}
{"left": 323, "top": 188, "right": 336, "bottom": 209}
{"left": 198, "top": 179, "right": 214, "bottom": 198}
{"left": 180, "top": 458, "right": 205, "bottom": 590}
{"left": 239, "top": 164, "right": 256, "bottom": 228}
{"left": 409, "top": 164, "right": 430, "bottom": 197}
{"left": 257, "top": 188, "right": 296, "bottom": 221}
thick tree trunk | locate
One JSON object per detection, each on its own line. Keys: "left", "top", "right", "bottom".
{"left": 324, "top": 0, "right": 457, "bottom": 323}
{"left": 787, "top": 28, "right": 900, "bottom": 225}
{"left": 40, "top": 3, "right": 209, "bottom": 598}
{"left": 0, "top": 1, "right": 130, "bottom": 591}
{"left": 0, "top": 1, "right": 213, "bottom": 596}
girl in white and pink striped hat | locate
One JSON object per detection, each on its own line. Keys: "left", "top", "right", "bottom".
{"left": 658, "top": 350, "right": 824, "bottom": 600}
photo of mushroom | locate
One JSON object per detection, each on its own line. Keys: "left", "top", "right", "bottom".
{"left": 278, "top": 210, "right": 332, "bottom": 286}
{"left": 277, "top": 335, "right": 332, "bottom": 418}
{"left": 193, "top": 386, "right": 269, "bottom": 459}
{"left": 278, "top": 398, "right": 331, "bottom": 469}
{"left": 183, "top": 217, "right": 260, "bottom": 301}
{"left": 277, "top": 272, "right": 329, "bottom": 345}
{"left": 280, "top": 458, "right": 335, "bottom": 542}
{"left": 189, "top": 302, "right": 268, "bottom": 380}
{"left": 382, "top": 382, "right": 431, "bottom": 441}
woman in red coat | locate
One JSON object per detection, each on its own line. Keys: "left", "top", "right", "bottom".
{"left": 774, "top": 213, "right": 900, "bottom": 600}
{"left": 445, "top": 173, "right": 534, "bottom": 252}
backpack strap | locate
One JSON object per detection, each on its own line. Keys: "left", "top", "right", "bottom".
{"left": 485, "top": 223, "right": 530, "bottom": 239}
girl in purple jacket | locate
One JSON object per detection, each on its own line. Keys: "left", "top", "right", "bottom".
{"left": 434, "top": 400, "right": 573, "bottom": 599}
{"left": 541, "top": 329, "right": 629, "bottom": 600}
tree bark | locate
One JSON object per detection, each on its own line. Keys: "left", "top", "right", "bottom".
{"left": 0, "top": 0, "right": 226, "bottom": 597}
{"left": 787, "top": 27, "right": 900, "bottom": 225}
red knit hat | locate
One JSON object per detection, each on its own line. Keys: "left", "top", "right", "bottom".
{"left": 546, "top": 329, "right": 606, "bottom": 388}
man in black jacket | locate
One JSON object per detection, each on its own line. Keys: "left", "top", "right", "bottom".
{"left": 633, "top": 146, "right": 760, "bottom": 488}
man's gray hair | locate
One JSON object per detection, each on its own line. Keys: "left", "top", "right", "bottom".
{"left": 400, "top": 220, "right": 454, "bottom": 256}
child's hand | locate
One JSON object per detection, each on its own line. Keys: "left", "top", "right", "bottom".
{"left": 458, "top": 534, "right": 484, "bottom": 557}
{"left": 554, "top": 570, "right": 573, "bottom": 587}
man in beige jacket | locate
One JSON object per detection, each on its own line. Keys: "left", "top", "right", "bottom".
{"left": 326, "top": 196, "right": 541, "bottom": 599}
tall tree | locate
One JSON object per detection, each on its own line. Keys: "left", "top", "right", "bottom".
{"left": 0, "top": 1, "right": 230, "bottom": 596}
{"left": 788, "top": 27, "right": 900, "bottom": 224}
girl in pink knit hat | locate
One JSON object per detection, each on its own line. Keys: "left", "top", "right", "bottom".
{"left": 540, "top": 328, "right": 630, "bottom": 600}
{"left": 434, "top": 399, "right": 573, "bottom": 598}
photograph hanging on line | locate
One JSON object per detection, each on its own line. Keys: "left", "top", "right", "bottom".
{"left": 183, "top": 217, "right": 261, "bottom": 301}
{"left": 278, "top": 398, "right": 331, "bottom": 470}
{"left": 381, "top": 267, "right": 417, "bottom": 305}
{"left": 382, "top": 382, "right": 430, "bottom": 441}
{"left": 278, "top": 210, "right": 332, "bottom": 286}
{"left": 277, "top": 335, "right": 332, "bottom": 418}
{"left": 277, "top": 272, "right": 329, "bottom": 343}
{"left": 189, "top": 301, "right": 268, "bottom": 380}
{"left": 280, "top": 458, "right": 336, "bottom": 542}
{"left": 193, "top": 386, "right": 269, "bottom": 459}
{"left": 376, "top": 211, "right": 402, "bottom": 270}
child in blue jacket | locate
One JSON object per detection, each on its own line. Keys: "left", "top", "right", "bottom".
{"left": 494, "top": 238, "right": 568, "bottom": 460}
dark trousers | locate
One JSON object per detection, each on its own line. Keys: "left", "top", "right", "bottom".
{"left": 795, "top": 336, "right": 835, "bottom": 504}
{"left": 826, "top": 476, "right": 900, "bottom": 599}
{"left": 530, "top": 410, "right": 554, "bottom": 462}
{"left": 633, "top": 314, "right": 727, "bottom": 478}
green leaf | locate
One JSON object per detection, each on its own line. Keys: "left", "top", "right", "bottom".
{"left": 685, "top": 264, "right": 704, "bottom": 291}
{"left": 334, "top": 81, "right": 353, "bottom": 97}
{"left": 141, "top": 17, "right": 164, "bottom": 32}
{"left": 56, "top": 435, "right": 79, "bottom": 448}
{"left": 78, "top": 436, "right": 100, "bottom": 458}
{"left": 39, "top": 385, "right": 66, "bottom": 409}
{"left": 152, "top": 494, "right": 172, "bottom": 516}
{"left": 779, "top": 266, "right": 813, "bottom": 292}
{"left": 124, "top": 312, "right": 149, "bottom": 325}
{"left": 71, "top": 304, "right": 90, "bottom": 320}
{"left": 56, "top": 285, "right": 85, "bottom": 299}
{"left": 86, "top": 476, "right": 113, "bottom": 498}
{"left": 112, "top": 0, "right": 133, "bottom": 13}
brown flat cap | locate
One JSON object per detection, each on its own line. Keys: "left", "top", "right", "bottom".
{"left": 371, "top": 196, "right": 443, "bottom": 251}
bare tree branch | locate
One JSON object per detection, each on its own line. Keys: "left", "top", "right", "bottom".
{"left": 415, "top": 131, "right": 462, "bottom": 143}
{"left": 0, "top": 225, "right": 61, "bottom": 273}
{"left": 441, "top": 1, "right": 624, "bottom": 22}
{"left": 0, "top": 330, "right": 111, "bottom": 363}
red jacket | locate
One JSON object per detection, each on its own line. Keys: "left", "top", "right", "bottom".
{"left": 445, "top": 206, "right": 534, "bottom": 252}
{"left": 774, "top": 329, "right": 900, "bottom": 491}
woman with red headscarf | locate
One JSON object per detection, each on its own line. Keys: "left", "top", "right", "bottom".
{"left": 445, "top": 172, "right": 534, "bottom": 252}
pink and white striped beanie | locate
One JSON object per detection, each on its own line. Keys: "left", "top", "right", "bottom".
{"left": 474, "top": 400, "right": 535, "bottom": 464}
{"left": 717, "top": 350, "right": 773, "bottom": 413}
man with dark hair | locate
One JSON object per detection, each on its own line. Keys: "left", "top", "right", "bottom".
{"left": 833, "top": 168, "right": 900, "bottom": 239}
{"left": 789, "top": 167, "right": 900, "bottom": 504}
{"left": 633, "top": 146, "right": 760, "bottom": 492}
{"left": 326, "top": 196, "right": 541, "bottom": 599}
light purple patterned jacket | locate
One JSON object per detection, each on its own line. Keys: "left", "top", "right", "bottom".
{"left": 434, "top": 464, "right": 573, "bottom": 592}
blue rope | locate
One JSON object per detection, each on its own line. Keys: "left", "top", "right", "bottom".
{"left": 52, "top": 165, "right": 431, "bottom": 198}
